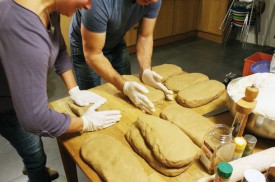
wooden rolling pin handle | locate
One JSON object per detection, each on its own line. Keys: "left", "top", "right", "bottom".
{"left": 244, "top": 84, "right": 259, "bottom": 102}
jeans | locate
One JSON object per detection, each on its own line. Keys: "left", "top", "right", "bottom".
{"left": 71, "top": 42, "right": 131, "bottom": 90}
{"left": 0, "top": 110, "right": 50, "bottom": 182}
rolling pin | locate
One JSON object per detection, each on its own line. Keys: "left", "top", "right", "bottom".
{"left": 197, "top": 147, "right": 275, "bottom": 182}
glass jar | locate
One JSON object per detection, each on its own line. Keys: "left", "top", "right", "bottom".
{"left": 200, "top": 124, "right": 235, "bottom": 175}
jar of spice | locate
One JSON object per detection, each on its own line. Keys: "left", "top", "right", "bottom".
{"left": 200, "top": 124, "right": 235, "bottom": 174}
{"left": 214, "top": 162, "right": 233, "bottom": 182}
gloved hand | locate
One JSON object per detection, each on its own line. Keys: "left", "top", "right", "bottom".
{"left": 69, "top": 86, "right": 107, "bottom": 106}
{"left": 81, "top": 100, "right": 121, "bottom": 132}
{"left": 141, "top": 69, "right": 174, "bottom": 100}
{"left": 123, "top": 81, "right": 155, "bottom": 114}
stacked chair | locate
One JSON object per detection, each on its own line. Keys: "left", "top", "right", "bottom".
{"left": 220, "top": 0, "right": 265, "bottom": 49}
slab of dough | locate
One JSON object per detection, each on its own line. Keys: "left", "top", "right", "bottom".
{"left": 152, "top": 64, "right": 183, "bottom": 82}
{"left": 136, "top": 114, "right": 200, "bottom": 168}
{"left": 122, "top": 75, "right": 165, "bottom": 105}
{"left": 164, "top": 73, "right": 209, "bottom": 93}
{"left": 68, "top": 103, "right": 90, "bottom": 117}
{"left": 126, "top": 124, "right": 191, "bottom": 176}
{"left": 176, "top": 80, "right": 225, "bottom": 108}
{"left": 81, "top": 134, "right": 148, "bottom": 182}
{"left": 160, "top": 103, "right": 215, "bottom": 147}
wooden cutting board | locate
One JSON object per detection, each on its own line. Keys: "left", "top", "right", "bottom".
{"left": 49, "top": 82, "right": 273, "bottom": 182}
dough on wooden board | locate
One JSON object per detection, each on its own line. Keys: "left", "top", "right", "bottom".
{"left": 136, "top": 114, "right": 200, "bottom": 168}
{"left": 151, "top": 64, "right": 183, "bottom": 82}
{"left": 68, "top": 102, "right": 90, "bottom": 117}
{"left": 160, "top": 103, "right": 215, "bottom": 147}
{"left": 164, "top": 73, "right": 209, "bottom": 93}
{"left": 122, "top": 75, "right": 165, "bottom": 105}
{"left": 126, "top": 124, "right": 191, "bottom": 177}
{"left": 81, "top": 134, "right": 148, "bottom": 182}
{"left": 176, "top": 80, "right": 225, "bottom": 108}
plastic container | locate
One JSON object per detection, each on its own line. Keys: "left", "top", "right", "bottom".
{"left": 232, "top": 137, "right": 247, "bottom": 160}
{"left": 270, "top": 50, "right": 275, "bottom": 73}
{"left": 243, "top": 52, "right": 272, "bottom": 76}
{"left": 242, "top": 169, "right": 266, "bottom": 182}
{"left": 250, "top": 60, "right": 270, "bottom": 74}
{"left": 214, "top": 162, "right": 233, "bottom": 182}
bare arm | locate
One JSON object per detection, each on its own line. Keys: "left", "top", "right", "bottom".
{"left": 81, "top": 24, "right": 126, "bottom": 92}
{"left": 66, "top": 117, "right": 84, "bottom": 133}
{"left": 136, "top": 17, "right": 157, "bottom": 73}
{"left": 60, "top": 69, "right": 78, "bottom": 91}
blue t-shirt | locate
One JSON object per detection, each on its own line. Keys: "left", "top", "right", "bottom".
{"left": 69, "top": 0, "right": 162, "bottom": 53}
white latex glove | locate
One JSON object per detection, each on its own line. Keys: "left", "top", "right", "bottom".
{"left": 141, "top": 69, "right": 174, "bottom": 100}
{"left": 69, "top": 86, "right": 107, "bottom": 106}
{"left": 81, "top": 101, "right": 121, "bottom": 132}
{"left": 123, "top": 81, "right": 155, "bottom": 114}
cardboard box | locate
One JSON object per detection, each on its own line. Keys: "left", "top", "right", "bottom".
{"left": 243, "top": 52, "right": 272, "bottom": 76}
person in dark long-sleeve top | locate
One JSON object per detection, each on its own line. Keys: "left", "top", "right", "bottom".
{"left": 0, "top": 0, "right": 121, "bottom": 181}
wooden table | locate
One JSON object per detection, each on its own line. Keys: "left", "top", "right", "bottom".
{"left": 49, "top": 83, "right": 274, "bottom": 182}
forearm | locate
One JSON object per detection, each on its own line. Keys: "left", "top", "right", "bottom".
{"left": 60, "top": 69, "right": 78, "bottom": 91}
{"left": 136, "top": 34, "right": 153, "bottom": 73}
{"left": 86, "top": 52, "right": 125, "bottom": 92}
{"left": 66, "top": 117, "right": 84, "bottom": 133}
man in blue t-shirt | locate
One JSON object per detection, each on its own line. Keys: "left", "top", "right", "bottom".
{"left": 70, "top": 0, "right": 173, "bottom": 114}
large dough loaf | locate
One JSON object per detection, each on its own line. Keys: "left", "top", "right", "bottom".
{"left": 164, "top": 73, "right": 209, "bottom": 93}
{"left": 152, "top": 64, "right": 183, "bottom": 82}
{"left": 176, "top": 80, "right": 225, "bottom": 108}
{"left": 136, "top": 114, "right": 200, "bottom": 168}
{"left": 126, "top": 124, "right": 191, "bottom": 176}
{"left": 81, "top": 134, "right": 148, "bottom": 182}
{"left": 160, "top": 103, "right": 215, "bottom": 147}
{"left": 122, "top": 75, "right": 165, "bottom": 105}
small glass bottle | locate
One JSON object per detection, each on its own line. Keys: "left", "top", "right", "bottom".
{"left": 214, "top": 162, "right": 233, "bottom": 182}
{"left": 242, "top": 134, "right": 257, "bottom": 157}
{"left": 200, "top": 124, "right": 235, "bottom": 175}
{"left": 231, "top": 112, "right": 246, "bottom": 138}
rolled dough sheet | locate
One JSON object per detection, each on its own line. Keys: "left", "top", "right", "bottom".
{"left": 152, "top": 64, "right": 183, "bottom": 82}
{"left": 126, "top": 124, "right": 192, "bottom": 177}
{"left": 81, "top": 134, "right": 148, "bottom": 182}
{"left": 160, "top": 103, "right": 215, "bottom": 147}
{"left": 136, "top": 114, "right": 200, "bottom": 168}
{"left": 176, "top": 80, "right": 225, "bottom": 108}
{"left": 164, "top": 73, "right": 209, "bottom": 93}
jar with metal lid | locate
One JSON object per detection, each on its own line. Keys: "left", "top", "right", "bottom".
{"left": 200, "top": 124, "right": 235, "bottom": 174}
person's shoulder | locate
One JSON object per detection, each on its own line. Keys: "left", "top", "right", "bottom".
{"left": 0, "top": 0, "right": 12, "bottom": 29}
{"left": 0, "top": 0, "right": 11, "bottom": 17}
